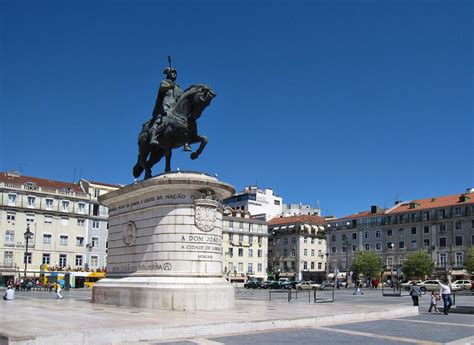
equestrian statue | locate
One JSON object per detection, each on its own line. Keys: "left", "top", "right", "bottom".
{"left": 133, "top": 57, "right": 216, "bottom": 179}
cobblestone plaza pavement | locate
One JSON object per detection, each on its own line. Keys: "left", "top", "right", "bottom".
{"left": 1, "top": 287, "right": 473, "bottom": 344}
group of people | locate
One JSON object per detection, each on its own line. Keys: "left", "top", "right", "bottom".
{"left": 3, "top": 281, "right": 63, "bottom": 301}
{"left": 409, "top": 279, "right": 453, "bottom": 315}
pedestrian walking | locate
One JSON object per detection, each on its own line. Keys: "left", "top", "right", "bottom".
{"left": 428, "top": 290, "right": 441, "bottom": 314}
{"left": 438, "top": 279, "right": 452, "bottom": 315}
{"left": 410, "top": 282, "right": 422, "bottom": 306}
{"left": 54, "top": 282, "right": 63, "bottom": 299}
{"left": 353, "top": 280, "right": 364, "bottom": 295}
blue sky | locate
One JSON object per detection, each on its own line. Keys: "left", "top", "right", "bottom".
{"left": 1, "top": 0, "right": 472, "bottom": 217}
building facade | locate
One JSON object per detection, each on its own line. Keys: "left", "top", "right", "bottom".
{"left": 79, "top": 179, "right": 121, "bottom": 270}
{"left": 268, "top": 215, "right": 327, "bottom": 282}
{"left": 224, "top": 186, "right": 283, "bottom": 221}
{"left": 283, "top": 202, "right": 321, "bottom": 216}
{"left": 222, "top": 209, "right": 268, "bottom": 282}
{"left": 327, "top": 189, "right": 474, "bottom": 281}
{"left": 0, "top": 172, "right": 120, "bottom": 284}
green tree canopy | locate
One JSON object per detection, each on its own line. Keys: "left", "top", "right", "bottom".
{"left": 464, "top": 246, "right": 474, "bottom": 273}
{"left": 351, "top": 251, "right": 383, "bottom": 277}
{"left": 402, "top": 250, "right": 434, "bottom": 279}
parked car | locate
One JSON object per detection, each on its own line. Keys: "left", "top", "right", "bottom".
{"left": 401, "top": 280, "right": 422, "bottom": 291}
{"left": 296, "top": 281, "right": 322, "bottom": 290}
{"left": 452, "top": 280, "right": 472, "bottom": 290}
{"left": 281, "top": 281, "right": 297, "bottom": 289}
{"left": 259, "top": 280, "right": 281, "bottom": 289}
{"left": 321, "top": 281, "right": 335, "bottom": 288}
{"left": 418, "top": 280, "right": 461, "bottom": 292}
{"left": 244, "top": 281, "right": 260, "bottom": 289}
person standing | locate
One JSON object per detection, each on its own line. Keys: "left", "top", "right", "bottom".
{"left": 428, "top": 290, "right": 441, "bottom": 314}
{"left": 439, "top": 279, "right": 452, "bottom": 315}
{"left": 410, "top": 282, "right": 422, "bottom": 306}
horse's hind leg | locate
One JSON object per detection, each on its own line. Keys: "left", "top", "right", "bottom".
{"left": 145, "top": 148, "right": 165, "bottom": 179}
{"left": 164, "top": 148, "right": 172, "bottom": 172}
{"left": 133, "top": 142, "right": 149, "bottom": 178}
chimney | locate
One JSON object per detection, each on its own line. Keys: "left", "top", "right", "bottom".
{"left": 394, "top": 200, "right": 401, "bottom": 206}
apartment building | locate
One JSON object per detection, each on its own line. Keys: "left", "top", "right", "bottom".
{"left": 224, "top": 186, "right": 283, "bottom": 221}
{"left": 327, "top": 189, "right": 474, "bottom": 281}
{"left": 268, "top": 215, "right": 327, "bottom": 282}
{"left": 79, "top": 179, "right": 121, "bottom": 269}
{"left": 222, "top": 209, "right": 268, "bottom": 282}
{"left": 0, "top": 172, "right": 121, "bottom": 285}
{"left": 0, "top": 172, "right": 91, "bottom": 283}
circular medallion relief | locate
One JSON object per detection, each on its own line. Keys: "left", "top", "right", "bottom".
{"left": 123, "top": 221, "right": 137, "bottom": 246}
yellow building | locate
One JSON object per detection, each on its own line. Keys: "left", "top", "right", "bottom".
{"left": 222, "top": 209, "right": 268, "bottom": 283}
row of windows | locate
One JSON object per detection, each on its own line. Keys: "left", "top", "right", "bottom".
{"left": 5, "top": 212, "right": 102, "bottom": 228}
{"left": 331, "top": 235, "right": 471, "bottom": 253}
{"left": 273, "top": 237, "right": 323, "bottom": 245}
{"left": 270, "top": 248, "right": 324, "bottom": 257}
{"left": 384, "top": 252, "right": 465, "bottom": 267}
{"left": 4, "top": 230, "right": 99, "bottom": 248}
{"left": 226, "top": 262, "right": 263, "bottom": 273}
{"left": 7, "top": 194, "right": 87, "bottom": 213}
{"left": 227, "top": 234, "right": 264, "bottom": 243}
{"left": 227, "top": 248, "right": 264, "bottom": 257}
{"left": 331, "top": 205, "right": 474, "bottom": 228}
{"left": 3, "top": 251, "right": 100, "bottom": 267}
{"left": 225, "top": 221, "right": 265, "bottom": 232}
{"left": 278, "top": 261, "right": 324, "bottom": 270}
{"left": 332, "top": 222, "right": 473, "bottom": 242}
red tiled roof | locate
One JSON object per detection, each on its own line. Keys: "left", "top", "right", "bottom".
{"left": 337, "top": 211, "right": 374, "bottom": 220}
{"left": 0, "top": 172, "right": 83, "bottom": 193}
{"left": 388, "top": 192, "right": 474, "bottom": 214}
{"left": 268, "top": 215, "right": 326, "bottom": 226}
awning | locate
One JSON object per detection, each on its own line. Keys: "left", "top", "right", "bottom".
{"left": 281, "top": 226, "right": 287, "bottom": 230}
{"left": 273, "top": 227, "right": 280, "bottom": 230}
{"left": 318, "top": 226, "right": 325, "bottom": 231}
{"left": 304, "top": 224, "right": 311, "bottom": 230}
{"left": 327, "top": 273, "right": 334, "bottom": 278}
{"left": 288, "top": 225, "right": 295, "bottom": 229}
{"left": 312, "top": 225, "right": 319, "bottom": 231}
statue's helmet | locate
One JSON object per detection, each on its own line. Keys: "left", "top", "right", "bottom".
{"left": 163, "top": 67, "right": 177, "bottom": 76}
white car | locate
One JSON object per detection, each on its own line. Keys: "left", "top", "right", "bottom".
{"left": 418, "top": 280, "right": 461, "bottom": 292}
{"left": 296, "top": 281, "right": 322, "bottom": 290}
{"left": 452, "top": 280, "right": 472, "bottom": 290}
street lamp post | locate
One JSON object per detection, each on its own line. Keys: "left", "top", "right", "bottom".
{"left": 23, "top": 225, "right": 33, "bottom": 282}
{"left": 343, "top": 239, "right": 349, "bottom": 282}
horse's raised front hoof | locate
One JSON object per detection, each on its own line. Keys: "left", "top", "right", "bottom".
{"left": 190, "top": 152, "right": 199, "bottom": 160}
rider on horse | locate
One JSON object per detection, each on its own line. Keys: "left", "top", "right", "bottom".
{"left": 147, "top": 61, "right": 191, "bottom": 151}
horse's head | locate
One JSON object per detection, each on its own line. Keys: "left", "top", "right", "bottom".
{"left": 173, "top": 84, "right": 216, "bottom": 120}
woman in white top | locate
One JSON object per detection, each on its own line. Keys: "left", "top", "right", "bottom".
{"left": 438, "top": 279, "right": 452, "bottom": 315}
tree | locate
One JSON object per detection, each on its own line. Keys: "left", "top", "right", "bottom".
{"left": 464, "top": 246, "right": 474, "bottom": 274}
{"left": 402, "top": 250, "right": 434, "bottom": 279}
{"left": 351, "top": 251, "right": 383, "bottom": 278}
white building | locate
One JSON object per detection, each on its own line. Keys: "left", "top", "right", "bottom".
{"left": 79, "top": 179, "right": 121, "bottom": 269}
{"left": 0, "top": 171, "right": 91, "bottom": 283}
{"left": 224, "top": 186, "right": 283, "bottom": 221}
{"left": 283, "top": 202, "right": 321, "bottom": 216}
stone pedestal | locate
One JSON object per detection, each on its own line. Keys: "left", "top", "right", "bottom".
{"left": 93, "top": 172, "right": 236, "bottom": 311}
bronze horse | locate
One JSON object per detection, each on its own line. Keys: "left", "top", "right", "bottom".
{"left": 133, "top": 84, "right": 216, "bottom": 179}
